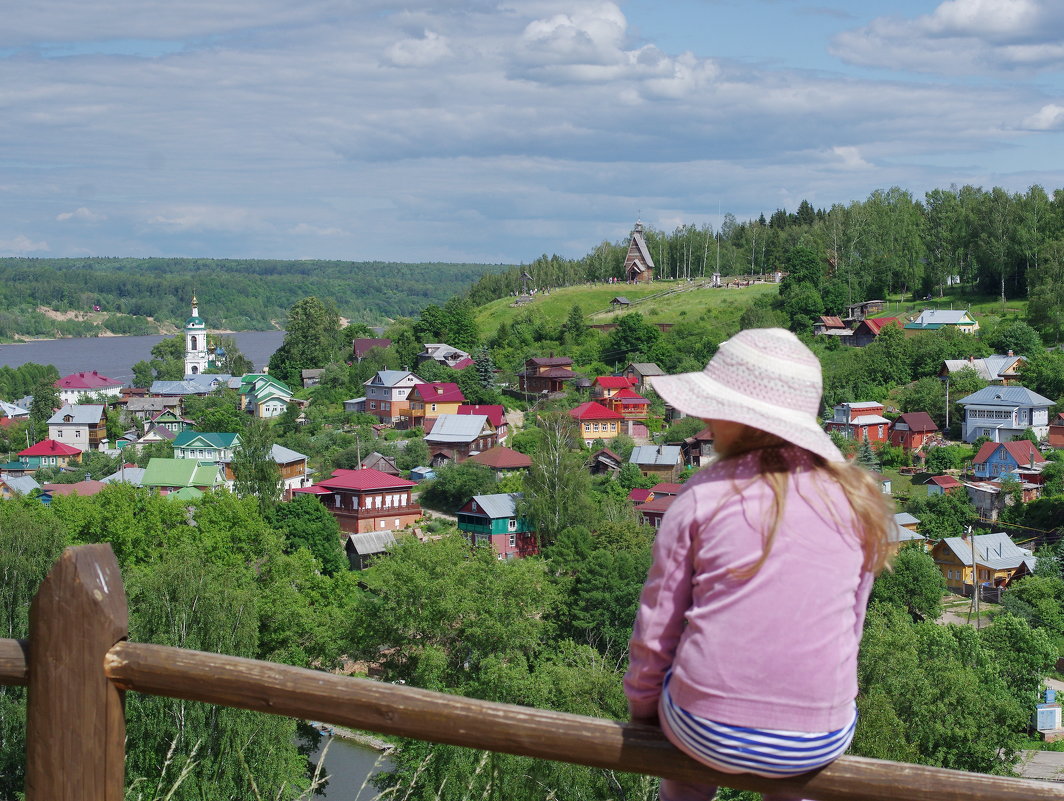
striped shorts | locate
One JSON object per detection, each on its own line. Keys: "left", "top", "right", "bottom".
{"left": 660, "top": 672, "right": 858, "bottom": 778}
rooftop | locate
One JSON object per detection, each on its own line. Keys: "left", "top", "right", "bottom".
{"left": 317, "top": 468, "right": 417, "bottom": 491}
{"left": 55, "top": 371, "right": 122, "bottom": 390}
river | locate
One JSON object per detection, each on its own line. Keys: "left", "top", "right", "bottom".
{"left": 306, "top": 733, "right": 394, "bottom": 800}
{"left": 0, "top": 331, "right": 287, "bottom": 384}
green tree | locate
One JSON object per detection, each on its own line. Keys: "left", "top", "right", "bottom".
{"left": 869, "top": 544, "right": 946, "bottom": 621}
{"left": 183, "top": 388, "right": 248, "bottom": 433}
{"left": 209, "top": 334, "right": 255, "bottom": 375}
{"left": 562, "top": 304, "right": 588, "bottom": 344}
{"left": 602, "top": 313, "right": 660, "bottom": 366}
{"left": 419, "top": 460, "right": 496, "bottom": 513}
{"left": 855, "top": 439, "right": 880, "bottom": 471}
{"left": 520, "top": 413, "right": 595, "bottom": 547}
{"left": 905, "top": 490, "right": 974, "bottom": 539}
{"left": 268, "top": 296, "right": 342, "bottom": 386}
{"left": 231, "top": 418, "right": 282, "bottom": 510}
{"left": 442, "top": 295, "right": 480, "bottom": 352}
{"left": 268, "top": 493, "right": 346, "bottom": 576}
{"left": 29, "top": 378, "right": 61, "bottom": 441}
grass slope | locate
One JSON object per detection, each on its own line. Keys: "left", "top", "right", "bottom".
{"left": 475, "top": 280, "right": 779, "bottom": 331}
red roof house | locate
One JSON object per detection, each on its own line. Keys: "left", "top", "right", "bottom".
{"left": 636, "top": 495, "right": 676, "bottom": 528}
{"left": 592, "top": 376, "right": 633, "bottom": 399}
{"left": 19, "top": 439, "right": 82, "bottom": 469}
{"left": 889, "top": 412, "right": 939, "bottom": 452}
{"left": 569, "top": 401, "right": 623, "bottom": 444}
{"left": 924, "top": 474, "right": 964, "bottom": 496}
{"left": 353, "top": 338, "right": 392, "bottom": 359}
{"left": 627, "top": 488, "right": 652, "bottom": 503}
{"left": 55, "top": 370, "right": 123, "bottom": 403}
{"left": 293, "top": 468, "right": 420, "bottom": 534}
{"left": 848, "top": 317, "right": 903, "bottom": 347}
{"left": 649, "top": 482, "right": 684, "bottom": 496}
{"left": 607, "top": 387, "right": 650, "bottom": 419}
{"left": 1050, "top": 412, "right": 1064, "bottom": 448}
{"left": 972, "top": 440, "right": 1045, "bottom": 481}
{"left": 469, "top": 445, "right": 532, "bottom": 475}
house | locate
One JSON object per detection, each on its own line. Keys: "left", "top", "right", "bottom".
{"left": 623, "top": 220, "right": 655, "bottom": 283}
{"left": 425, "top": 413, "right": 498, "bottom": 465}
{"left": 592, "top": 376, "right": 633, "bottom": 400}
{"left": 635, "top": 494, "right": 676, "bottom": 528}
{"left": 925, "top": 474, "right": 964, "bottom": 496}
{"left": 629, "top": 444, "right": 684, "bottom": 482}
{"left": 409, "top": 466, "right": 436, "bottom": 482}
{"left": 54, "top": 371, "right": 123, "bottom": 405}
{"left": 344, "top": 531, "right": 396, "bottom": 570}
{"left": 680, "top": 426, "right": 714, "bottom": 468}
{"left": 0, "top": 400, "right": 30, "bottom": 420}
{"left": 41, "top": 480, "right": 107, "bottom": 500}
{"left": 888, "top": 412, "right": 939, "bottom": 453}
{"left": 408, "top": 382, "right": 465, "bottom": 428}
{"left": 238, "top": 374, "right": 294, "bottom": 418}
{"left": 892, "top": 513, "right": 925, "bottom": 546}
{"left": 624, "top": 362, "right": 665, "bottom": 389}
{"left": 363, "top": 370, "right": 424, "bottom": 426}
{"left": 146, "top": 409, "right": 193, "bottom": 435}
{"left": 825, "top": 402, "right": 890, "bottom": 443}
{"left": 359, "top": 452, "right": 401, "bottom": 477}
{"left": 1050, "top": 413, "right": 1064, "bottom": 448}
{"left": 904, "top": 309, "right": 979, "bottom": 334}
{"left": 0, "top": 474, "right": 40, "bottom": 499}
{"left": 456, "top": 493, "right": 538, "bottom": 560}
{"left": 353, "top": 338, "right": 392, "bottom": 361}
{"left": 607, "top": 388, "right": 650, "bottom": 420}
{"left": 124, "top": 397, "right": 182, "bottom": 421}
{"left": 141, "top": 458, "right": 223, "bottom": 495}
{"left": 469, "top": 445, "right": 532, "bottom": 478}
{"left": 931, "top": 532, "right": 1035, "bottom": 593}
{"left": 518, "top": 357, "right": 575, "bottom": 395}
{"left": 47, "top": 404, "right": 108, "bottom": 451}
{"left": 972, "top": 440, "right": 1045, "bottom": 481}
{"left": 956, "top": 385, "right": 1053, "bottom": 443}
{"left": 293, "top": 468, "right": 420, "bottom": 534}
{"left": 173, "top": 431, "right": 240, "bottom": 462}
{"left": 845, "top": 300, "right": 886, "bottom": 321}
{"left": 628, "top": 487, "right": 652, "bottom": 503}
{"left": 940, "top": 353, "right": 1025, "bottom": 385}
{"left": 100, "top": 464, "right": 146, "bottom": 486}
{"left": 457, "top": 404, "right": 508, "bottom": 440}
{"left": 846, "top": 317, "right": 903, "bottom": 347}
{"left": 19, "top": 440, "right": 82, "bottom": 471}
{"left": 150, "top": 374, "right": 233, "bottom": 397}
{"left": 221, "top": 443, "right": 312, "bottom": 498}
{"left": 131, "top": 424, "right": 176, "bottom": 447}
{"left": 962, "top": 479, "right": 1036, "bottom": 521}
{"left": 590, "top": 448, "right": 623, "bottom": 475}
{"left": 301, "top": 369, "right": 325, "bottom": 388}
{"left": 568, "top": 401, "right": 623, "bottom": 444}
{"left": 418, "top": 343, "right": 473, "bottom": 370}
{"left": 813, "top": 316, "right": 852, "bottom": 338}
{"left": 610, "top": 296, "right": 631, "bottom": 307}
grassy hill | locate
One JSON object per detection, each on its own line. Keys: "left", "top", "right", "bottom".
{"left": 474, "top": 279, "right": 780, "bottom": 332}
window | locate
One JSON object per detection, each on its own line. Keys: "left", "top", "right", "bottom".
{"left": 370, "top": 401, "right": 377, "bottom": 410}
{"left": 508, "top": 534, "right": 516, "bottom": 548}
{"left": 584, "top": 423, "right": 591, "bottom": 432}
{"left": 431, "top": 403, "right": 437, "bottom": 412}
{"left": 508, "top": 519, "right": 517, "bottom": 531}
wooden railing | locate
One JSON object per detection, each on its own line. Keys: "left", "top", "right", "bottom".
{"left": 2, "top": 544, "right": 1063, "bottom": 801}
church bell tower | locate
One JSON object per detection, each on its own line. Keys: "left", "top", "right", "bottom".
{"left": 184, "top": 295, "right": 209, "bottom": 376}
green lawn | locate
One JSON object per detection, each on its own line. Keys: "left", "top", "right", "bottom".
{"left": 475, "top": 280, "right": 779, "bottom": 331}
{"left": 879, "top": 291, "right": 1028, "bottom": 325}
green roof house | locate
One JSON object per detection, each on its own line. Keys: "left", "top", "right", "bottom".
{"left": 238, "top": 374, "right": 294, "bottom": 419}
{"left": 173, "top": 431, "right": 241, "bottom": 462}
{"left": 142, "top": 458, "right": 223, "bottom": 495}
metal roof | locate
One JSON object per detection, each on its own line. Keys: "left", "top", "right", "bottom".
{"left": 174, "top": 431, "right": 240, "bottom": 449}
{"left": 346, "top": 530, "right": 397, "bottom": 555}
{"left": 0, "top": 474, "right": 40, "bottom": 495}
{"left": 469, "top": 492, "right": 522, "bottom": 519}
{"left": 48, "top": 404, "right": 105, "bottom": 425}
{"left": 939, "top": 532, "right": 1035, "bottom": 571}
{"left": 957, "top": 386, "right": 1053, "bottom": 407}
{"left": 630, "top": 445, "right": 682, "bottom": 466}
{"left": 425, "top": 413, "right": 490, "bottom": 443}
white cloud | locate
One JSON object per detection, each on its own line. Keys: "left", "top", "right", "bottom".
{"left": 146, "top": 206, "right": 261, "bottom": 232}
{"left": 1021, "top": 103, "right": 1064, "bottom": 130}
{"left": 0, "top": 234, "right": 49, "bottom": 254}
{"left": 831, "top": 0, "right": 1064, "bottom": 73}
{"left": 831, "top": 146, "right": 872, "bottom": 170}
{"left": 384, "top": 30, "right": 453, "bottom": 68}
{"left": 56, "top": 206, "right": 106, "bottom": 222}
{"left": 291, "top": 222, "right": 345, "bottom": 236}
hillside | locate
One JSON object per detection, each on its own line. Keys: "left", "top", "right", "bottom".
{"left": 474, "top": 279, "right": 780, "bottom": 332}
{"left": 0, "top": 257, "right": 513, "bottom": 339}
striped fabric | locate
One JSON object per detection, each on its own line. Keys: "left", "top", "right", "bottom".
{"left": 660, "top": 674, "right": 857, "bottom": 778}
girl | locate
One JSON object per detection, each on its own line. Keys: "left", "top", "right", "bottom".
{"left": 624, "top": 328, "right": 893, "bottom": 801}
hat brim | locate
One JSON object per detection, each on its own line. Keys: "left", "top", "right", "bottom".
{"left": 650, "top": 370, "right": 844, "bottom": 463}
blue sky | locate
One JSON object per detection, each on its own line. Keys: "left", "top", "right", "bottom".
{"left": 3, "top": 0, "right": 1064, "bottom": 263}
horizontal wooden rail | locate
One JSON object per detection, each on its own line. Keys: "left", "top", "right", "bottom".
{"left": 0, "top": 639, "right": 28, "bottom": 686}
{"left": 95, "top": 640, "right": 1061, "bottom": 801}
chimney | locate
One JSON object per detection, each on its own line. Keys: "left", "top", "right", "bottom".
{"left": 1007, "top": 349, "right": 1014, "bottom": 357}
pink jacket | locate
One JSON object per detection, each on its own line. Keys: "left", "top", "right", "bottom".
{"left": 624, "top": 447, "right": 875, "bottom": 731}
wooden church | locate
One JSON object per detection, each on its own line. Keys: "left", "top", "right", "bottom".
{"left": 623, "top": 221, "right": 655, "bottom": 283}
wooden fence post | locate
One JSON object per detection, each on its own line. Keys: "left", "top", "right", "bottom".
{"left": 26, "top": 544, "right": 128, "bottom": 801}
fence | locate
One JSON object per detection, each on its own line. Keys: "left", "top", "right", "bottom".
{"left": 2, "top": 544, "right": 1062, "bottom": 801}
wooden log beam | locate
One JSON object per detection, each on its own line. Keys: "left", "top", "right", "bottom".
{"left": 0, "top": 639, "right": 28, "bottom": 686}
{"left": 26, "top": 545, "right": 128, "bottom": 801}
{"left": 105, "top": 641, "right": 1063, "bottom": 801}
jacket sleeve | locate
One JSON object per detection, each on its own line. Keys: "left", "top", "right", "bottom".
{"left": 624, "top": 492, "right": 697, "bottom": 720}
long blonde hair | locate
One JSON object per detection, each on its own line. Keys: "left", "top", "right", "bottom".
{"left": 713, "top": 425, "right": 895, "bottom": 579}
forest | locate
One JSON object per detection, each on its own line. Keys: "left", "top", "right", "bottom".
{"left": 466, "top": 184, "right": 1064, "bottom": 344}
{"left": 0, "top": 258, "right": 511, "bottom": 338}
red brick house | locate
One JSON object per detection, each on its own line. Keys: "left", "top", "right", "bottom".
{"left": 825, "top": 402, "right": 890, "bottom": 443}
{"left": 1049, "top": 412, "right": 1064, "bottom": 448}
{"left": 889, "top": 412, "right": 939, "bottom": 452}
{"left": 294, "top": 468, "right": 420, "bottom": 534}
{"left": 518, "top": 357, "right": 575, "bottom": 395}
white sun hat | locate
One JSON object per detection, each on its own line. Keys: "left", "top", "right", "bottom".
{"left": 649, "top": 327, "right": 843, "bottom": 463}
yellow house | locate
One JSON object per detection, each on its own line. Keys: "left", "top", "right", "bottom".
{"left": 930, "top": 532, "right": 1035, "bottom": 593}
{"left": 408, "top": 382, "right": 466, "bottom": 428}
{"left": 568, "top": 401, "right": 623, "bottom": 444}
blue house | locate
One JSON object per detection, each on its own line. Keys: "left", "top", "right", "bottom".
{"left": 972, "top": 440, "right": 1045, "bottom": 481}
